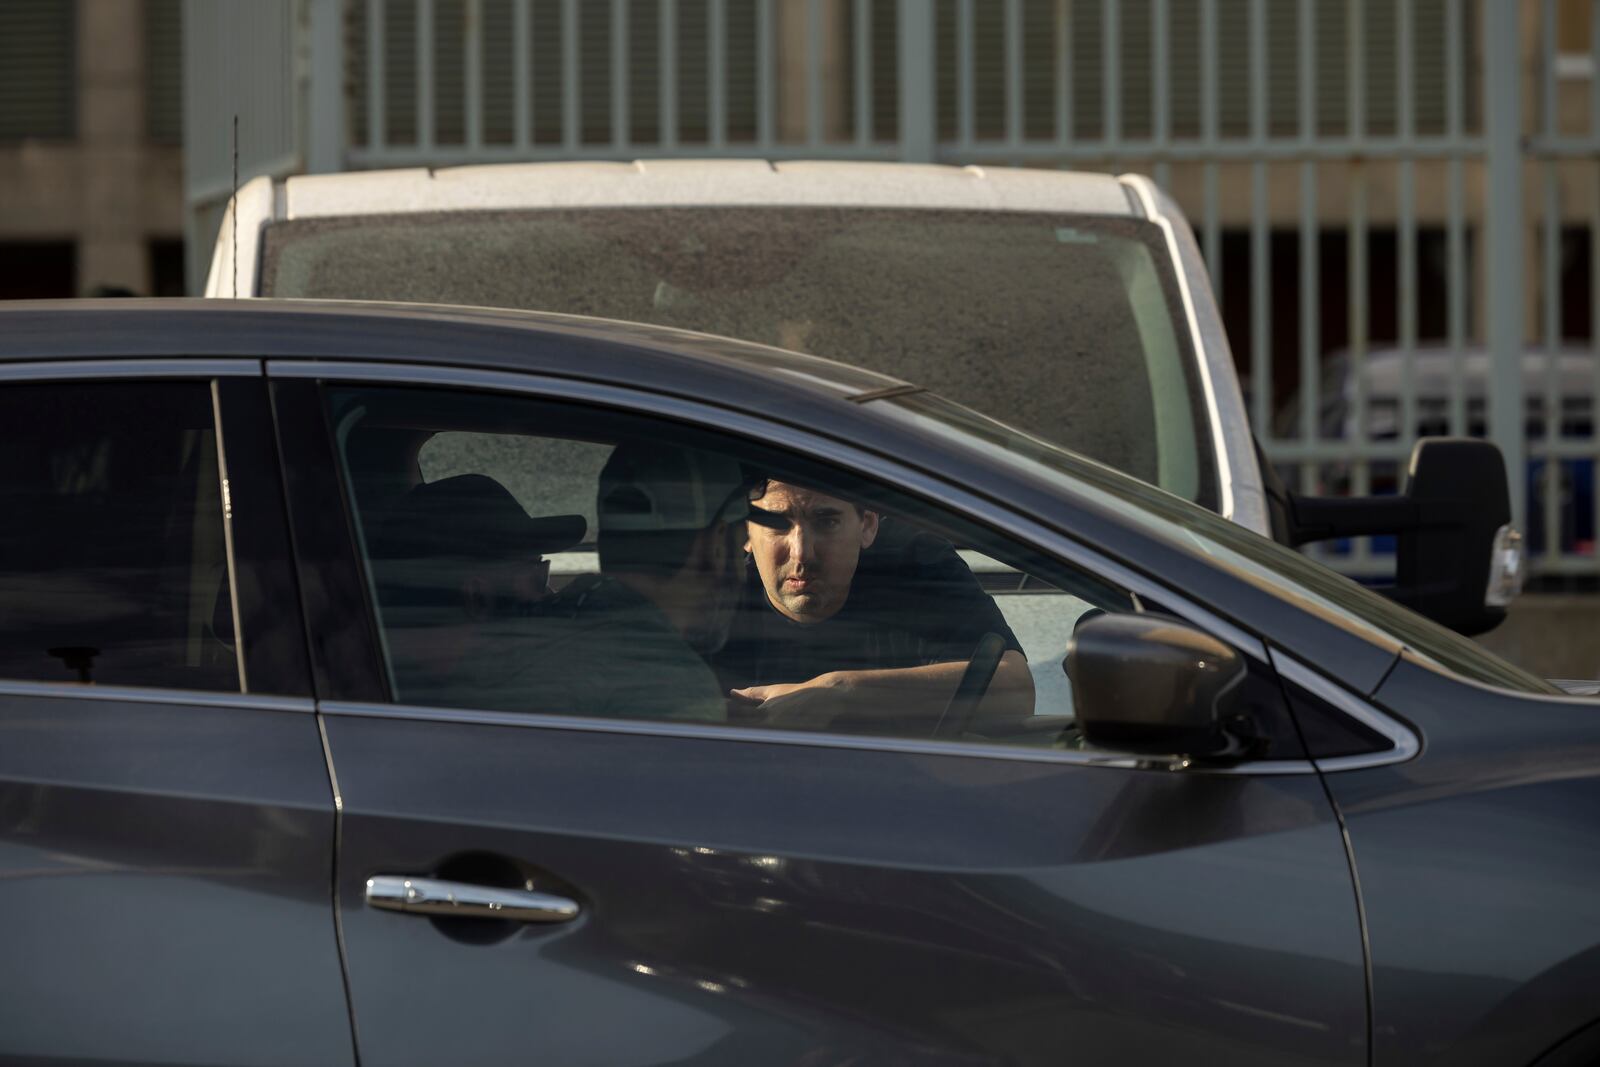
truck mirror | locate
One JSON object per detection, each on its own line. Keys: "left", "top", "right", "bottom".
{"left": 1285, "top": 438, "right": 1523, "bottom": 636}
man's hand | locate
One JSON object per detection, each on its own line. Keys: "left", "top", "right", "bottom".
{"left": 729, "top": 674, "right": 844, "bottom": 729}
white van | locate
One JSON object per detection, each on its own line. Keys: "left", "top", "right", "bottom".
{"left": 208, "top": 159, "right": 1521, "bottom": 633}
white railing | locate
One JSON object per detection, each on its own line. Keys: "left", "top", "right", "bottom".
{"left": 192, "top": 0, "right": 1598, "bottom": 580}
{"left": 1524, "top": 0, "right": 1600, "bottom": 577}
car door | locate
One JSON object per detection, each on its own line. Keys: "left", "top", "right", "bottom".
{"left": 0, "top": 365, "right": 354, "bottom": 1066}
{"left": 273, "top": 364, "right": 1369, "bottom": 1067}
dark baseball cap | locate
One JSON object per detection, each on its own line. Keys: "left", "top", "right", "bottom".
{"left": 373, "top": 474, "right": 587, "bottom": 562}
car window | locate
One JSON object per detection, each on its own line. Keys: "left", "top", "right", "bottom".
{"left": 323, "top": 383, "right": 1312, "bottom": 755}
{"left": 263, "top": 208, "right": 1218, "bottom": 509}
{"left": 0, "top": 381, "right": 239, "bottom": 691}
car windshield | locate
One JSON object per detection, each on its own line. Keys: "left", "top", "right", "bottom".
{"left": 260, "top": 206, "right": 1217, "bottom": 509}
{"left": 884, "top": 390, "right": 1560, "bottom": 696}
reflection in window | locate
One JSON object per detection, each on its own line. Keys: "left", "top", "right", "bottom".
{"left": 330, "top": 385, "right": 1146, "bottom": 750}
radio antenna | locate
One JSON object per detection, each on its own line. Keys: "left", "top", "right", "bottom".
{"left": 231, "top": 114, "right": 239, "bottom": 299}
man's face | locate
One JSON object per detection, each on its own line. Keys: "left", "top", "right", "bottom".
{"left": 746, "top": 481, "right": 879, "bottom": 623}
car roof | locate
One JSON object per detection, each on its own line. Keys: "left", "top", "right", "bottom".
{"left": 274, "top": 159, "right": 1144, "bottom": 221}
{"left": 0, "top": 296, "right": 902, "bottom": 394}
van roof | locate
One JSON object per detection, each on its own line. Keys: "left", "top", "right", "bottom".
{"left": 277, "top": 159, "right": 1144, "bottom": 221}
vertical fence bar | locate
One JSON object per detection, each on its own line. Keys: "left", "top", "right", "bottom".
{"left": 308, "top": 0, "right": 345, "bottom": 170}
{"left": 957, "top": 0, "right": 974, "bottom": 149}
{"left": 660, "top": 0, "right": 678, "bottom": 149}
{"left": 1543, "top": 0, "right": 1558, "bottom": 139}
{"left": 611, "top": 0, "right": 628, "bottom": 150}
{"left": 1006, "top": 0, "right": 1023, "bottom": 149}
{"left": 1397, "top": 0, "right": 1416, "bottom": 450}
{"left": 465, "top": 0, "right": 483, "bottom": 150}
{"left": 1298, "top": 0, "right": 1317, "bottom": 462}
{"left": 417, "top": 0, "right": 435, "bottom": 149}
{"left": 1251, "top": 167, "right": 1269, "bottom": 435}
{"left": 1543, "top": 165, "right": 1562, "bottom": 558}
{"left": 757, "top": 0, "right": 774, "bottom": 148}
{"left": 368, "top": 0, "right": 386, "bottom": 150}
{"left": 1249, "top": 0, "right": 1266, "bottom": 147}
{"left": 1300, "top": 163, "right": 1319, "bottom": 458}
{"left": 1103, "top": 0, "right": 1121, "bottom": 149}
{"left": 1446, "top": 158, "right": 1465, "bottom": 435}
{"left": 1249, "top": 0, "right": 1268, "bottom": 435}
{"left": 561, "top": 0, "right": 579, "bottom": 150}
{"left": 1055, "top": 0, "right": 1072, "bottom": 148}
{"left": 1201, "top": 0, "right": 1220, "bottom": 293}
{"left": 1347, "top": 0, "right": 1364, "bottom": 141}
{"left": 1397, "top": 0, "right": 1413, "bottom": 138}
{"left": 855, "top": 0, "right": 872, "bottom": 146}
{"left": 807, "top": 0, "right": 824, "bottom": 146}
{"left": 1445, "top": 0, "right": 1464, "bottom": 435}
{"left": 1486, "top": 0, "right": 1527, "bottom": 530}
{"left": 1448, "top": 157, "right": 1466, "bottom": 434}
{"left": 1399, "top": 160, "right": 1417, "bottom": 446}
{"left": 1152, "top": 0, "right": 1169, "bottom": 188}
{"left": 512, "top": 0, "right": 530, "bottom": 149}
{"left": 1593, "top": 0, "right": 1600, "bottom": 143}
{"left": 1350, "top": 166, "right": 1371, "bottom": 568}
{"left": 1593, "top": 0, "right": 1600, "bottom": 572}
{"left": 710, "top": 0, "right": 727, "bottom": 148}
{"left": 898, "top": 0, "right": 934, "bottom": 161}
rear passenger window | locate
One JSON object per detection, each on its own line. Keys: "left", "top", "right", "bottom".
{"left": 0, "top": 382, "right": 239, "bottom": 691}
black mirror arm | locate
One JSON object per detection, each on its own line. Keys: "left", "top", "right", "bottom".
{"left": 1285, "top": 492, "right": 1474, "bottom": 546}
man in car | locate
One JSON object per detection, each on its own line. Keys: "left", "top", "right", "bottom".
{"left": 715, "top": 478, "right": 1034, "bottom": 732}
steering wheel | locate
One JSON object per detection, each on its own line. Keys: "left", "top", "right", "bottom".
{"left": 932, "top": 632, "right": 1007, "bottom": 739}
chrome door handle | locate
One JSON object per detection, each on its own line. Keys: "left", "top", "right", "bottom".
{"left": 365, "top": 875, "right": 580, "bottom": 923}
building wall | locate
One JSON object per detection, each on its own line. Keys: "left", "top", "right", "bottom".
{"left": 0, "top": 0, "right": 184, "bottom": 298}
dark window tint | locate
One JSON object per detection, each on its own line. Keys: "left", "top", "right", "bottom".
{"left": 0, "top": 382, "right": 239, "bottom": 691}
{"left": 148, "top": 238, "right": 187, "bottom": 297}
{"left": 1284, "top": 681, "right": 1394, "bottom": 760}
{"left": 0, "top": 242, "right": 74, "bottom": 300}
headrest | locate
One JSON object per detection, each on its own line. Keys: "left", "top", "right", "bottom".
{"left": 599, "top": 442, "right": 781, "bottom": 533}
{"left": 371, "top": 474, "right": 586, "bottom": 563}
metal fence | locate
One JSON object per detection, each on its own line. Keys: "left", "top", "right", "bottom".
{"left": 190, "top": 0, "right": 1599, "bottom": 580}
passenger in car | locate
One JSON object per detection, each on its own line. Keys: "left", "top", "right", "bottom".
{"left": 507, "top": 441, "right": 785, "bottom": 721}
{"left": 714, "top": 479, "right": 1034, "bottom": 732}
{"left": 366, "top": 473, "right": 584, "bottom": 708}
{"left": 370, "top": 452, "right": 774, "bottom": 721}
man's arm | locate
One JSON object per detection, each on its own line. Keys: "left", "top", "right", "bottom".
{"left": 730, "top": 650, "right": 1034, "bottom": 730}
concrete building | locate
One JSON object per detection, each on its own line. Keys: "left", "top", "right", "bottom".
{"left": 0, "top": 0, "right": 185, "bottom": 298}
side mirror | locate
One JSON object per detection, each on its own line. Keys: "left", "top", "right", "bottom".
{"left": 1066, "top": 614, "right": 1245, "bottom": 755}
{"left": 1285, "top": 437, "right": 1524, "bottom": 636}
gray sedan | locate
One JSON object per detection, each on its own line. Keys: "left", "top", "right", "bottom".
{"left": 0, "top": 300, "right": 1594, "bottom": 1067}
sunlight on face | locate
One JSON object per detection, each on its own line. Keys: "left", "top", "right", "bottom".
{"left": 745, "top": 481, "right": 879, "bottom": 622}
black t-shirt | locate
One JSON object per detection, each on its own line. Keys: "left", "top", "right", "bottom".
{"left": 712, "top": 531, "right": 1024, "bottom": 691}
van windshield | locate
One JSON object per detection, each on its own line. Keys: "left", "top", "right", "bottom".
{"left": 260, "top": 207, "right": 1217, "bottom": 509}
